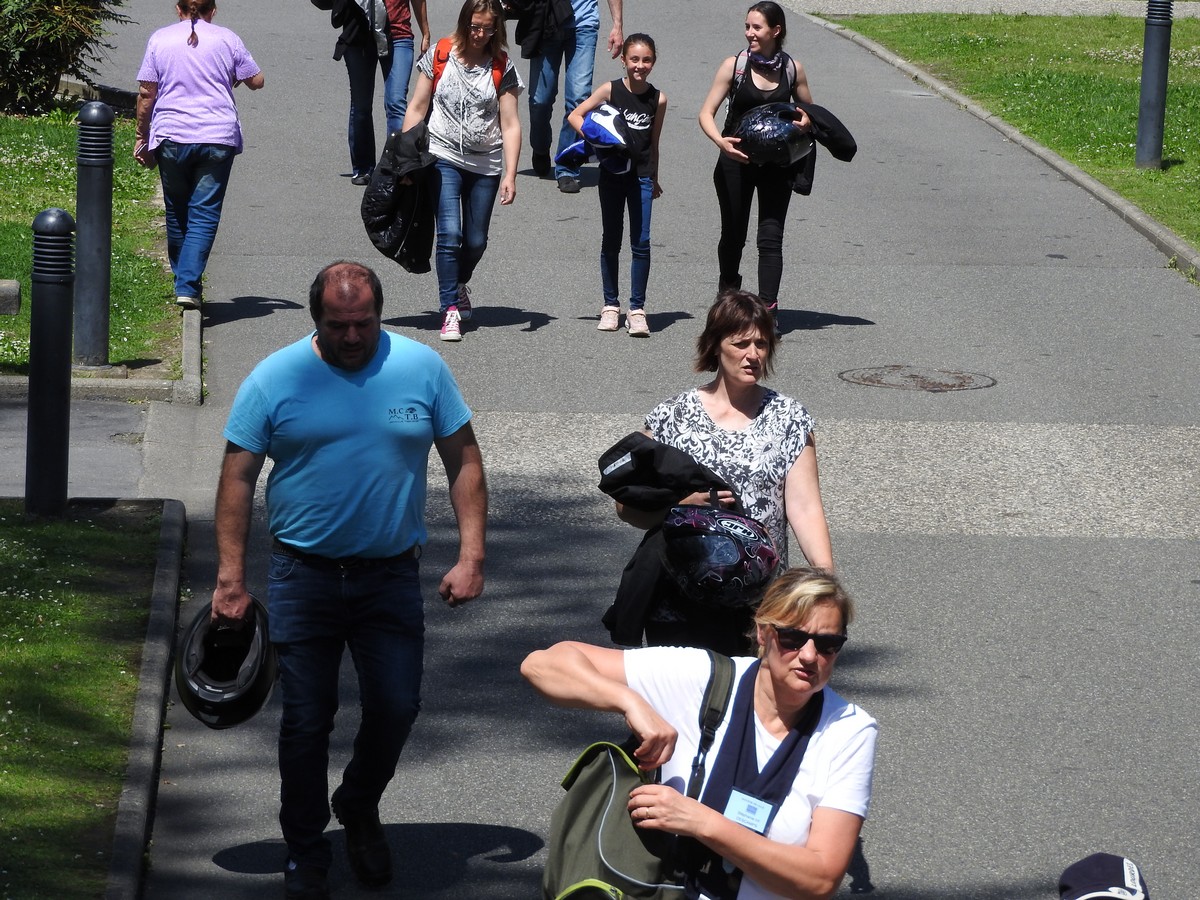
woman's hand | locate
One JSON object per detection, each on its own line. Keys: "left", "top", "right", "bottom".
{"left": 133, "top": 140, "right": 156, "bottom": 169}
{"left": 499, "top": 174, "right": 517, "bottom": 205}
{"left": 651, "top": 179, "right": 663, "bottom": 200}
{"left": 678, "top": 489, "right": 737, "bottom": 508}
{"left": 624, "top": 700, "right": 678, "bottom": 769}
{"left": 792, "top": 107, "right": 812, "bottom": 132}
{"left": 628, "top": 784, "right": 712, "bottom": 838}
{"left": 717, "top": 135, "right": 749, "bottom": 164}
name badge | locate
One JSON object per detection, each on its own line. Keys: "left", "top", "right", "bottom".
{"left": 723, "top": 789, "right": 774, "bottom": 834}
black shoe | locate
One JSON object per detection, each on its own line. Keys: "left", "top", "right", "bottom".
{"left": 532, "top": 152, "right": 551, "bottom": 177}
{"left": 331, "top": 796, "right": 392, "bottom": 887}
{"left": 351, "top": 173, "right": 371, "bottom": 186}
{"left": 283, "top": 860, "right": 329, "bottom": 900}
{"left": 557, "top": 175, "right": 580, "bottom": 194}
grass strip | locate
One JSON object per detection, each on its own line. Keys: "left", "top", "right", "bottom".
{"left": 0, "top": 499, "right": 161, "bottom": 899}
{"left": 0, "top": 112, "right": 179, "bottom": 375}
{"left": 825, "top": 13, "right": 1200, "bottom": 255}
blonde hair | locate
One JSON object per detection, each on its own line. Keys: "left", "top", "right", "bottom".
{"left": 752, "top": 567, "right": 853, "bottom": 655}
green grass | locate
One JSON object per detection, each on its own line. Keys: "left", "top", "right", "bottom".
{"left": 0, "top": 499, "right": 161, "bottom": 900}
{"left": 827, "top": 13, "right": 1200, "bottom": 254}
{"left": 0, "top": 111, "right": 179, "bottom": 375}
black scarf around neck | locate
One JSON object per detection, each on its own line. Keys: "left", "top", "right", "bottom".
{"left": 747, "top": 49, "right": 784, "bottom": 73}
{"left": 685, "top": 660, "right": 825, "bottom": 900}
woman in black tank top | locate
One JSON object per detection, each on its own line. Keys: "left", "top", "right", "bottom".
{"left": 699, "top": 2, "right": 813, "bottom": 329}
{"left": 568, "top": 33, "right": 668, "bottom": 337}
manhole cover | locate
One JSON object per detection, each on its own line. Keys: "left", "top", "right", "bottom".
{"left": 839, "top": 366, "right": 995, "bottom": 393}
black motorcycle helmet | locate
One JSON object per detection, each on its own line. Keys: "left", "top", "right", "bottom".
{"left": 175, "top": 594, "right": 277, "bottom": 729}
{"left": 661, "top": 506, "right": 780, "bottom": 609}
{"left": 732, "top": 102, "right": 815, "bottom": 167}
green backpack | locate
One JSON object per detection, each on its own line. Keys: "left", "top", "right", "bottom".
{"left": 541, "top": 652, "right": 736, "bottom": 900}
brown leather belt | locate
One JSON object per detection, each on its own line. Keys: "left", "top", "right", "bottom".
{"left": 271, "top": 538, "right": 420, "bottom": 570}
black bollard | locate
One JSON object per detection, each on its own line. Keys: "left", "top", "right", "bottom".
{"left": 1136, "top": 0, "right": 1173, "bottom": 169}
{"left": 73, "top": 100, "right": 114, "bottom": 368}
{"left": 26, "top": 209, "right": 77, "bottom": 518}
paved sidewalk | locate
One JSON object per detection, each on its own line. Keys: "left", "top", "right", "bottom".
{"left": 24, "top": 0, "right": 1196, "bottom": 897}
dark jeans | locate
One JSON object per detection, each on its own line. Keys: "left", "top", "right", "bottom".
{"left": 268, "top": 552, "right": 424, "bottom": 870}
{"left": 598, "top": 169, "right": 654, "bottom": 310}
{"left": 713, "top": 155, "right": 794, "bottom": 304}
{"left": 343, "top": 38, "right": 415, "bottom": 177}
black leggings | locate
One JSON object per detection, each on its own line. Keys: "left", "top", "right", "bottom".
{"left": 713, "top": 155, "right": 794, "bottom": 304}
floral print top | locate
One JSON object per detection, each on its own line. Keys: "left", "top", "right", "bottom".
{"left": 644, "top": 388, "right": 815, "bottom": 569}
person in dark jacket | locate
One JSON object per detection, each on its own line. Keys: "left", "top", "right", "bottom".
{"left": 312, "top": 0, "right": 431, "bottom": 184}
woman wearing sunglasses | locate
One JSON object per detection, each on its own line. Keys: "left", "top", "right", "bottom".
{"left": 522, "top": 567, "right": 876, "bottom": 900}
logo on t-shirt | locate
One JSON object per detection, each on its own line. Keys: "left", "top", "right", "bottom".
{"left": 389, "top": 406, "right": 421, "bottom": 423}
{"left": 623, "top": 110, "right": 653, "bottom": 132}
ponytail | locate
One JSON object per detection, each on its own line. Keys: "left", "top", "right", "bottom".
{"left": 177, "top": 0, "right": 215, "bottom": 46}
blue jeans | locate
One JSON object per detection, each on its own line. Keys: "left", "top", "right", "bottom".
{"left": 344, "top": 38, "right": 415, "bottom": 177}
{"left": 598, "top": 170, "right": 654, "bottom": 310}
{"left": 268, "top": 552, "right": 424, "bottom": 870}
{"left": 528, "top": 24, "right": 599, "bottom": 178}
{"left": 155, "top": 140, "right": 235, "bottom": 300}
{"left": 430, "top": 159, "right": 500, "bottom": 312}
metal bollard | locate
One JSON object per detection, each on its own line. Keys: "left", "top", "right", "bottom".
{"left": 26, "top": 208, "right": 76, "bottom": 518}
{"left": 1136, "top": 0, "right": 1173, "bottom": 169}
{"left": 73, "top": 100, "right": 114, "bottom": 368}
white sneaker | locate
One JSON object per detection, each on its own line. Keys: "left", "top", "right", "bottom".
{"left": 175, "top": 295, "right": 200, "bottom": 310}
{"left": 597, "top": 307, "right": 620, "bottom": 331}
{"left": 456, "top": 284, "right": 473, "bottom": 320}
{"left": 440, "top": 306, "right": 462, "bottom": 341}
{"left": 626, "top": 309, "right": 650, "bottom": 337}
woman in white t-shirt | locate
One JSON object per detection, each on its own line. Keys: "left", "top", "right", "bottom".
{"left": 401, "top": 0, "right": 523, "bottom": 342}
{"left": 522, "top": 568, "right": 877, "bottom": 900}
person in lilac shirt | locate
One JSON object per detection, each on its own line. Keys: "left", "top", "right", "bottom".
{"left": 134, "top": 0, "right": 264, "bottom": 309}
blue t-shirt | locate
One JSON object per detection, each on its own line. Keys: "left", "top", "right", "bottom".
{"left": 570, "top": 0, "right": 599, "bottom": 31}
{"left": 223, "top": 330, "right": 472, "bottom": 558}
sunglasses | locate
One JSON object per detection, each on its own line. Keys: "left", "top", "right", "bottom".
{"left": 773, "top": 625, "right": 847, "bottom": 656}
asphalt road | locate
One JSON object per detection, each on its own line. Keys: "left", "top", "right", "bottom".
{"left": 75, "top": 0, "right": 1200, "bottom": 896}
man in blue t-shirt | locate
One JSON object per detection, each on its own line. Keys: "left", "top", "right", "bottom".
{"left": 212, "top": 260, "right": 487, "bottom": 900}
{"left": 526, "top": 0, "right": 623, "bottom": 192}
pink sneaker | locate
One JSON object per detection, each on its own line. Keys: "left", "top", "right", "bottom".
{"left": 597, "top": 306, "right": 620, "bottom": 331}
{"left": 440, "top": 306, "right": 462, "bottom": 342}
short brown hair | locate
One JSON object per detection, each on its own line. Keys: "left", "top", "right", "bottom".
{"left": 694, "top": 289, "right": 779, "bottom": 378}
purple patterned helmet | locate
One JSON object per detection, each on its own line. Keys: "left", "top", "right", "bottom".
{"left": 661, "top": 506, "right": 780, "bottom": 609}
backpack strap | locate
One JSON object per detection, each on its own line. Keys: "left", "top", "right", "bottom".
{"left": 686, "top": 650, "right": 735, "bottom": 799}
{"left": 431, "top": 37, "right": 507, "bottom": 95}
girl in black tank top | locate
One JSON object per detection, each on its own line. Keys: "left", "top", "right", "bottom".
{"left": 567, "top": 33, "right": 668, "bottom": 337}
{"left": 698, "top": 2, "right": 814, "bottom": 321}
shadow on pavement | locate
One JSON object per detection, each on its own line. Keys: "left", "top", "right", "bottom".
{"left": 779, "top": 308, "right": 875, "bottom": 333}
{"left": 204, "top": 296, "right": 304, "bottom": 326}
{"left": 386, "top": 306, "right": 557, "bottom": 334}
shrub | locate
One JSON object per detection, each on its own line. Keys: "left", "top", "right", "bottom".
{"left": 0, "top": 0, "right": 129, "bottom": 114}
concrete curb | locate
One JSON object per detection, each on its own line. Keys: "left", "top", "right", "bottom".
{"left": 0, "top": 303, "right": 203, "bottom": 404}
{"left": 806, "top": 14, "right": 1200, "bottom": 278}
{"left": 105, "top": 498, "right": 185, "bottom": 900}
